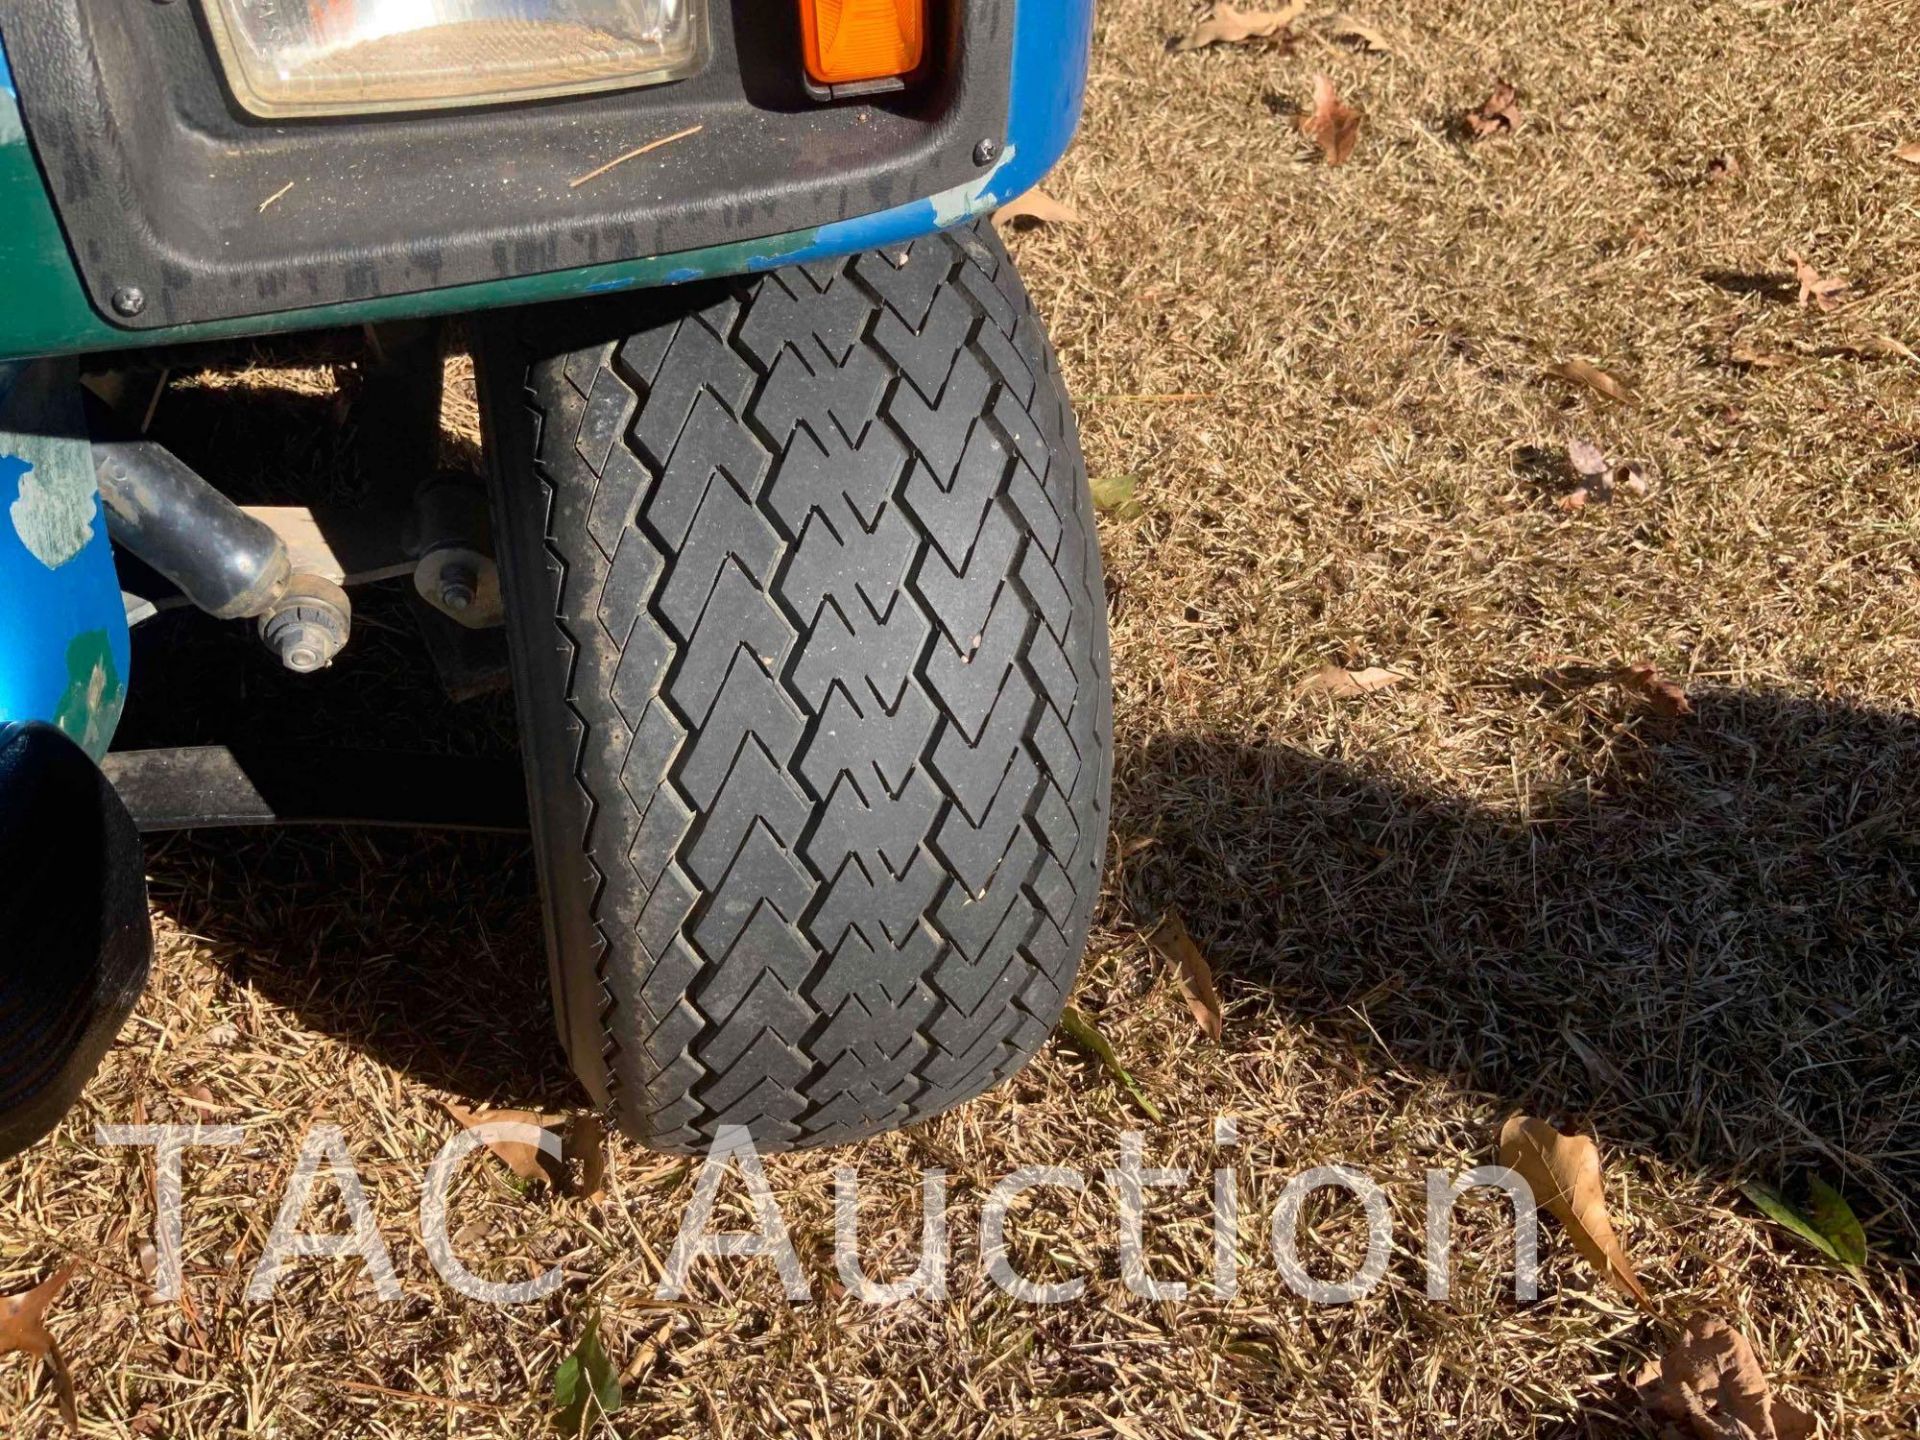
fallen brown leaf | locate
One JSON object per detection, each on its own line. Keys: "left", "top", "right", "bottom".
{"left": 0, "top": 1265, "right": 78, "bottom": 1430}
{"left": 994, "top": 188, "right": 1081, "bottom": 227}
{"left": 1567, "top": 438, "right": 1609, "bottom": 480}
{"left": 1146, "top": 912, "right": 1224, "bottom": 1042}
{"left": 1787, "top": 250, "right": 1848, "bottom": 311}
{"left": 1300, "top": 663, "right": 1407, "bottom": 698}
{"left": 1176, "top": 1, "right": 1307, "bottom": 50}
{"left": 1893, "top": 141, "right": 1920, "bottom": 166}
{"left": 1857, "top": 333, "right": 1919, "bottom": 365}
{"left": 1632, "top": 1315, "right": 1815, "bottom": 1440}
{"left": 1563, "top": 441, "right": 1649, "bottom": 504}
{"left": 1730, "top": 341, "right": 1789, "bottom": 369}
{"left": 1611, "top": 661, "right": 1692, "bottom": 717}
{"left": 1321, "top": 12, "right": 1391, "bottom": 53}
{"left": 1465, "top": 79, "right": 1522, "bottom": 139}
{"left": 1705, "top": 152, "right": 1741, "bottom": 182}
{"left": 442, "top": 1100, "right": 563, "bottom": 1187}
{"left": 1498, "top": 1114, "right": 1654, "bottom": 1309}
{"left": 1300, "top": 75, "right": 1362, "bottom": 165}
{"left": 1546, "top": 358, "right": 1638, "bottom": 405}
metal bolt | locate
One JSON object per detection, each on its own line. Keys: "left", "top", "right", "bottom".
{"left": 438, "top": 562, "right": 478, "bottom": 613}
{"left": 972, "top": 137, "right": 1000, "bottom": 167}
{"left": 283, "top": 638, "right": 323, "bottom": 672}
{"left": 111, "top": 286, "right": 147, "bottom": 318}
{"left": 259, "top": 576, "right": 350, "bottom": 674}
{"left": 263, "top": 614, "right": 335, "bottom": 672}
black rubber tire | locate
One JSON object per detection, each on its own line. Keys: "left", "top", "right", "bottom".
{"left": 477, "top": 221, "right": 1111, "bottom": 1152}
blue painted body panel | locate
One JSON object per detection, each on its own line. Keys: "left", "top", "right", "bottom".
{"left": 0, "top": 361, "right": 129, "bottom": 760}
{"left": 742, "top": 0, "right": 1097, "bottom": 272}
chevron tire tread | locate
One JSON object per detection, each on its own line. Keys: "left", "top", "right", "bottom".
{"left": 478, "top": 221, "right": 1111, "bottom": 1152}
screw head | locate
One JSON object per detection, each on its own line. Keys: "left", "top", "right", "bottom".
{"left": 110, "top": 286, "right": 147, "bottom": 318}
{"left": 972, "top": 137, "right": 1000, "bottom": 167}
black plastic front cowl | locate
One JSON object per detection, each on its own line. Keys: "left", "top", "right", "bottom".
{"left": 2, "top": 0, "right": 1010, "bottom": 330}
{"left": 0, "top": 722, "right": 151, "bottom": 1160}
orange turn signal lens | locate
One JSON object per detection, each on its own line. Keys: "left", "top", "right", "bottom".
{"left": 799, "top": 0, "right": 925, "bottom": 86}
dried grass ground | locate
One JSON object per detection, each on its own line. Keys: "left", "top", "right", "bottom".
{"left": 6, "top": 0, "right": 1920, "bottom": 1433}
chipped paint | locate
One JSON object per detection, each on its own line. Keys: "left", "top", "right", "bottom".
{"left": 0, "top": 363, "right": 96, "bottom": 568}
{"left": 52, "top": 629, "right": 122, "bottom": 757}
{"left": 930, "top": 144, "right": 1018, "bottom": 228}
{"left": 0, "top": 358, "right": 130, "bottom": 759}
{"left": 5, "top": 456, "right": 96, "bottom": 569}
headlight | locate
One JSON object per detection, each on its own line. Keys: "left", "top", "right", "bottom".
{"left": 198, "top": 0, "right": 706, "bottom": 119}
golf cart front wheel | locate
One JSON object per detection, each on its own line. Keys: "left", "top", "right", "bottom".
{"left": 479, "top": 221, "right": 1112, "bottom": 1152}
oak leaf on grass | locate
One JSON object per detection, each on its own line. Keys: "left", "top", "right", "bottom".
{"left": 444, "top": 1100, "right": 559, "bottom": 1185}
{"left": 1632, "top": 1315, "right": 1814, "bottom": 1440}
{"left": 1786, "top": 250, "right": 1847, "bottom": 311}
{"left": 1730, "top": 341, "right": 1789, "bottom": 369}
{"left": 1497, "top": 1114, "right": 1654, "bottom": 1309}
{"left": 444, "top": 1100, "right": 607, "bottom": 1198}
{"left": 0, "top": 1265, "right": 78, "bottom": 1430}
{"left": 1177, "top": 2, "right": 1307, "bottom": 50}
{"left": 1610, "top": 662, "right": 1691, "bottom": 717}
{"left": 994, "top": 189, "right": 1081, "bottom": 228}
{"left": 1561, "top": 440, "right": 1649, "bottom": 509}
{"left": 1146, "top": 911, "right": 1224, "bottom": 1042}
{"left": 1465, "top": 80, "right": 1522, "bottom": 139}
{"left": 1545, "top": 359, "right": 1638, "bottom": 405}
{"left": 1299, "top": 663, "right": 1407, "bottom": 698}
{"left": 1300, "top": 75, "right": 1362, "bottom": 166}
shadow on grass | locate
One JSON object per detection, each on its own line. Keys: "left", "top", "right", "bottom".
{"left": 141, "top": 824, "right": 570, "bottom": 1110}
{"left": 116, "top": 580, "right": 567, "bottom": 1111}
{"left": 1110, "top": 690, "right": 1920, "bottom": 1250}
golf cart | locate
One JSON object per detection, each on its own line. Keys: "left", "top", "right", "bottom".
{"left": 0, "top": 0, "right": 1109, "bottom": 1158}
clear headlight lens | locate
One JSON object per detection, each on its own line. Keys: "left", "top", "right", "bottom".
{"left": 199, "top": 0, "right": 706, "bottom": 119}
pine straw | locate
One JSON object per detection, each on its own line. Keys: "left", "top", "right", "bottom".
{"left": 4, "top": 0, "right": 1920, "bottom": 1432}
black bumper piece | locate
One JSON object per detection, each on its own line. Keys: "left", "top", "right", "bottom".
{"left": 0, "top": 722, "right": 151, "bottom": 1161}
